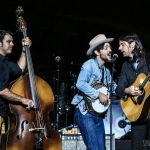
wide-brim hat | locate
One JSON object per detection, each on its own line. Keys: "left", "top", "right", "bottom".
{"left": 86, "top": 34, "right": 114, "bottom": 56}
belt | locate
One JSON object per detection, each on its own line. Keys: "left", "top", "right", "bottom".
{"left": 76, "top": 105, "right": 79, "bottom": 108}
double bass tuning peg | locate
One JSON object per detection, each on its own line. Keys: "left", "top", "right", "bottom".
{"left": 16, "top": 6, "right": 24, "bottom": 16}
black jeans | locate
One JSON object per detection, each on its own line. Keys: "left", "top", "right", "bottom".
{"left": 131, "top": 119, "right": 150, "bottom": 150}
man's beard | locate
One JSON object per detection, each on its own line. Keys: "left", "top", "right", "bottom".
{"left": 99, "top": 54, "right": 111, "bottom": 63}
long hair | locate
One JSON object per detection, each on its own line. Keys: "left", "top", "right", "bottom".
{"left": 0, "top": 30, "right": 14, "bottom": 45}
{"left": 119, "top": 32, "right": 145, "bottom": 61}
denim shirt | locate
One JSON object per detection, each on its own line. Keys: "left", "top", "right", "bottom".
{"left": 71, "top": 58, "right": 117, "bottom": 115}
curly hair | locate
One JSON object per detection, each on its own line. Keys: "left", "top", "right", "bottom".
{"left": 90, "top": 43, "right": 105, "bottom": 58}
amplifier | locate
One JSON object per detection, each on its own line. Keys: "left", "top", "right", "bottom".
{"left": 61, "top": 134, "right": 86, "bottom": 150}
{"left": 61, "top": 133, "right": 115, "bottom": 150}
{"left": 105, "top": 134, "right": 115, "bottom": 150}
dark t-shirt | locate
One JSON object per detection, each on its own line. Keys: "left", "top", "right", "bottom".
{"left": 0, "top": 54, "right": 22, "bottom": 117}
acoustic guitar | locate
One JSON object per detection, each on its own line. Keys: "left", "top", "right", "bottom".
{"left": 120, "top": 73, "right": 150, "bottom": 122}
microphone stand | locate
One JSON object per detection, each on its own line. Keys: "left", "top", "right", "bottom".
{"left": 109, "top": 61, "right": 116, "bottom": 150}
{"left": 54, "top": 56, "right": 61, "bottom": 130}
{"left": 69, "top": 61, "right": 77, "bottom": 128}
{"left": 52, "top": 74, "right": 56, "bottom": 129}
{"left": 72, "top": 74, "right": 77, "bottom": 128}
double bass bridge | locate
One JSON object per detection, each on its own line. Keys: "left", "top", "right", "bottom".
{"left": 29, "top": 127, "right": 45, "bottom": 133}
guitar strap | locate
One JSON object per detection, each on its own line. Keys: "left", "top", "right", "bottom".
{"left": 101, "top": 68, "right": 104, "bottom": 83}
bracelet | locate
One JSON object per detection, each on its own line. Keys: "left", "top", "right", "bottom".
{"left": 22, "top": 50, "right": 26, "bottom": 53}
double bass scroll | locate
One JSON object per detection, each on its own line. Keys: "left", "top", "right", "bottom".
{"left": 0, "top": 6, "right": 62, "bottom": 150}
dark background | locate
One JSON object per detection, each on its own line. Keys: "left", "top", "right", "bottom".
{"left": 1, "top": 0, "right": 150, "bottom": 83}
{"left": 1, "top": 0, "right": 150, "bottom": 134}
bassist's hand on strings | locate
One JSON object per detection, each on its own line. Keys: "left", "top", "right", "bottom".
{"left": 0, "top": 88, "right": 34, "bottom": 110}
{"left": 21, "top": 98, "right": 34, "bottom": 110}
{"left": 124, "top": 85, "right": 142, "bottom": 96}
{"left": 98, "top": 92, "right": 110, "bottom": 106}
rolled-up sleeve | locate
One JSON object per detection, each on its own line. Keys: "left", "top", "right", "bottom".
{"left": 8, "top": 62, "right": 22, "bottom": 75}
{"left": 0, "top": 61, "right": 22, "bottom": 91}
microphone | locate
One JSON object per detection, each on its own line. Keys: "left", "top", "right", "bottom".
{"left": 55, "top": 56, "right": 61, "bottom": 62}
{"left": 111, "top": 53, "right": 118, "bottom": 63}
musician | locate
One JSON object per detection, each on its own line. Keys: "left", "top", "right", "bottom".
{"left": 71, "top": 34, "right": 117, "bottom": 150}
{"left": 0, "top": 30, "right": 34, "bottom": 135}
{"left": 116, "top": 32, "right": 150, "bottom": 150}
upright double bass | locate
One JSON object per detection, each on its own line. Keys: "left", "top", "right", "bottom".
{"left": 0, "top": 6, "right": 62, "bottom": 150}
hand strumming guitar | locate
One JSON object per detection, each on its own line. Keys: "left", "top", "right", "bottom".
{"left": 124, "top": 85, "right": 142, "bottom": 96}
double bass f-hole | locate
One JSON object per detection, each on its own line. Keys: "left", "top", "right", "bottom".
{"left": 17, "top": 120, "right": 28, "bottom": 139}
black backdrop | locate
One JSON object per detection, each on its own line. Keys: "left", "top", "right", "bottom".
{"left": 1, "top": 0, "right": 150, "bottom": 134}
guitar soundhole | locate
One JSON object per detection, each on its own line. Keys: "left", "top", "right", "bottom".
{"left": 137, "top": 90, "right": 145, "bottom": 105}
{"left": 140, "top": 88, "right": 144, "bottom": 96}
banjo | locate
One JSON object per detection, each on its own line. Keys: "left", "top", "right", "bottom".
{"left": 83, "top": 82, "right": 110, "bottom": 116}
